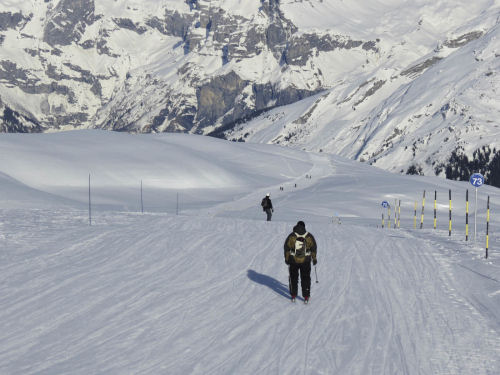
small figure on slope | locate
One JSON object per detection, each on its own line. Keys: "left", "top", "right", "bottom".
{"left": 284, "top": 221, "right": 317, "bottom": 303}
{"left": 261, "top": 193, "right": 274, "bottom": 221}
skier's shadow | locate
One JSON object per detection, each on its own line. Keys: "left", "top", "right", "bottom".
{"left": 247, "top": 269, "right": 290, "bottom": 299}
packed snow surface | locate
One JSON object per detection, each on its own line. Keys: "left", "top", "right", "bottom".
{"left": 0, "top": 131, "right": 499, "bottom": 374}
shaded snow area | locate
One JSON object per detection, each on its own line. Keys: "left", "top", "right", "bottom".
{"left": 1, "top": 131, "right": 499, "bottom": 374}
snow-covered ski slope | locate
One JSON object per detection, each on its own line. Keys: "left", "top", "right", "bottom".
{"left": 0, "top": 131, "right": 499, "bottom": 374}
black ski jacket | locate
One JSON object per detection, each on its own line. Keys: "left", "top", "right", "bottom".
{"left": 262, "top": 196, "right": 273, "bottom": 211}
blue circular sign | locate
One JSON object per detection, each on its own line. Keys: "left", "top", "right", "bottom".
{"left": 470, "top": 173, "right": 484, "bottom": 187}
{"left": 381, "top": 201, "right": 389, "bottom": 208}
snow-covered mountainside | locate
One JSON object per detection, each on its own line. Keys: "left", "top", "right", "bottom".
{"left": 1, "top": 131, "right": 499, "bottom": 374}
{"left": 225, "top": 13, "right": 500, "bottom": 181}
{"left": 0, "top": 0, "right": 499, "bottom": 178}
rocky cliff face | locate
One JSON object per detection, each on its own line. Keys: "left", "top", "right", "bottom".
{"left": 43, "top": 0, "right": 97, "bottom": 47}
{"left": 0, "top": 0, "right": 380, "bottom": 133}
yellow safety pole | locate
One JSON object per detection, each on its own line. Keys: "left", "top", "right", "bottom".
{"left": 388, "top": 205, "right": 391, "bottom": 229}
{"left": 394, "top": 199, "right": 397, "bottom": 228}
{"left": 448, "top": 189, "right": 452, "bottom": 236}
{"left": 420, "top": 190, "right": 425, "bottom": 229}
{"left": 465, "top": 189, "right": 469, "bottom": 241}
{"left": 486, "top": 196, "right": 490, "bottom": 259}
{"left": 397, "top": 200, "right": 401, "bottom": 229}
{"left": 382, "top": 213, "right": 385, "bottom": 228}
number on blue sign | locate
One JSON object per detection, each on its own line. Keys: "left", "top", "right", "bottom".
{"left": 470, "top": 173, "right": 484, "bottom": 187}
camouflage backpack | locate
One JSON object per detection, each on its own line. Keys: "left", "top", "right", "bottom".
{"left": 290, "top": 232, "right": 311, "bottom": 257}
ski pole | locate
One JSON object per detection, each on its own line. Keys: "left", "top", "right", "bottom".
{"left": 288, "top": 265, "right": 291, "bottom": 294}
{"left": 314, "top": 265, "right": 318, "bottom": 283}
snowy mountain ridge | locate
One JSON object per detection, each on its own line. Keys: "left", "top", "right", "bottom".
{"left": 0, "top": 0, "right": 499, "bottom": 178}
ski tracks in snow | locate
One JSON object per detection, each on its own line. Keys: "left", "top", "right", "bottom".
{"left": 264, "top": 224, "right": 500, "bottom": 374}
{"left": 194, "top": 152, "right": 334, "bottom": 221}
{"left": 1, "top": 210, "right": 499, "bottom": 374}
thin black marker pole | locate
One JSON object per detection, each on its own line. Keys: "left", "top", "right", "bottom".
{"left": 140, "top": 179, "right": 144, "bottom": 214}
{"left": 88, "top": 173, "right": 92, "bottom": 226}
{"left": 414, "top": 201, "right": 417, "bottom": 229}
{"left": 433, "top": 190, "right": 437, "bottom": 230}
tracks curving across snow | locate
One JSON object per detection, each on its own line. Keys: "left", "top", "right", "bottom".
{"left": 4, "top": 208, "right": 500, "bottom": 374}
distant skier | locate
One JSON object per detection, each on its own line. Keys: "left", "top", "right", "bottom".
{"left": 261, "top": 193, "right": 273, "bottom": 221}
{"left": 284, "top": 221, "right": 317, "bottom": 303}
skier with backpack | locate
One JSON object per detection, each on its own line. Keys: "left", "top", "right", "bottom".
{"left": 261, "top": 193, "right": 273, "bottom": 221}
{"left": 284, "top": 220, "right": 317, "bottom": 303}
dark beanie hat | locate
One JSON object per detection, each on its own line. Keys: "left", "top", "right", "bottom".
{"left": 297, "top": 220, "right": 305, "bottom": 227}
